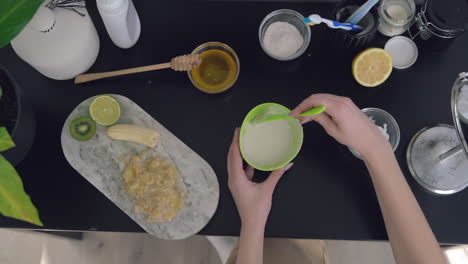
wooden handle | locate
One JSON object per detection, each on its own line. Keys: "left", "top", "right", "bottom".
{"left": 74, "top": 62, "right": 171, "bottom": 84}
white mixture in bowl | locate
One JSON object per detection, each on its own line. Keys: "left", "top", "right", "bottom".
{"left": 242, "top": 119, "right": 294, "bottom": 167}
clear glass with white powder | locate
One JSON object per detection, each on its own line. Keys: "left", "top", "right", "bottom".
{"left": 259, "top": 9, "right": 311, "bottom": 61}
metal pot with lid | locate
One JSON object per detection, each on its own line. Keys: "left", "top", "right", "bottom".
{"left": 409, "top": 0, "right": 468, "bottom": 41}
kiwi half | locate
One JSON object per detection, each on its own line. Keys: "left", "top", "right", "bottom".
{"left": 70, "top": 116, "right": 96, "bottom": 141}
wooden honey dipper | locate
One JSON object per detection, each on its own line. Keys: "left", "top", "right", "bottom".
{"left": 74, "top": 54, "right": 202, "bottom": 84}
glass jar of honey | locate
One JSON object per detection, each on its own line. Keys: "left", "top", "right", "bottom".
{"left": 188, "top": 42, "right": 240, "bottom": 94}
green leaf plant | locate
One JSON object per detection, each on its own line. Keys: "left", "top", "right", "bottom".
{"left": 0, "top": 0, "right": 45, "bottom": 48}
{"left": 0, "top": 127, "right": 43, "bottom": 226}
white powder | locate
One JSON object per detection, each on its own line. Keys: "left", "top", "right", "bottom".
{"left": 386, "top": 4, "right": 409, "bottom": 20}
{"left": 369, "top": 116, "right": 390, "bottom": 140}
{"left": 263, "top": 21, "right": 304, "bottom": 59}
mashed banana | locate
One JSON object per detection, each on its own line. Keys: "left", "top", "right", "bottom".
{"left": 122, "top": 152, "right": 184, "bottom": 223}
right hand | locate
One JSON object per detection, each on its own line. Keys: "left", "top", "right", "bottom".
{"left": 290, "top": 94, "right": 392, "bottom": 158}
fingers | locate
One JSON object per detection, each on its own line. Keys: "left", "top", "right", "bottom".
{"left": 290, "top": 94, "right": 354, "bottom": 123}
{"left": 245, "top": 165, "right": 255, "bottom": 180}
{"left": 290, "top": 94, "right": 340, "bottom": 117}
{"left": 294, "top": 109, "right": 339, "bottom": 138}
{"left": 227, "top": 128, "right": 243, "bottom": 176}
{"left": 296, "top": 112, "right": 323, "bottom": 125}
{"left": 265, "top": 163, "right": 294, "bottom": 191}
{"left": 314, "top": 113, "right": 338, "bottom": 137}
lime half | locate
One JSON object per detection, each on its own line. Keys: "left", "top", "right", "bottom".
{"left": 89, "top": 95, "right": 121, "bottom": 126}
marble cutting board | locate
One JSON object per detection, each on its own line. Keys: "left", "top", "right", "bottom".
{"left": 61, "top": 95, "right": 219, "bottom": 240}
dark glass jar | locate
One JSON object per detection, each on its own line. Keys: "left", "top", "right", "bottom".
{"left": 329, "top": 0, "right": 379, "bottom": 51}
{"left": 409, "top": 0, "right": 468, "bottom": 49}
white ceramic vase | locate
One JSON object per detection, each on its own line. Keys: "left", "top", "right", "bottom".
{"left": 11, "top": 5, "right": 100, "bottom": 80}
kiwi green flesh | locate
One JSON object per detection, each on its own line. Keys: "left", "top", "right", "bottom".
{"left": 70, "top": 117, "right": 96, "bottom": 141}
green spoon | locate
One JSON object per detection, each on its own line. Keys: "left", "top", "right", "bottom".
{"left": 255, "top": 105, "right": 326, "bottom": 124}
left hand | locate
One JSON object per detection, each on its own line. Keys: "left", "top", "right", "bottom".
{"left": 227, "top": 128, "right": 293, "bottom": 229}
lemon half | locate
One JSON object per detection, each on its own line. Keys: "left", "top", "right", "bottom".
{"left": 352, "top": 48, "right": 393, "bottom": 87}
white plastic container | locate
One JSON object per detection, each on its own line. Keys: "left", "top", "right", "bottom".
{"left": 97, "top": 0, "right": 141, "bottom": 49}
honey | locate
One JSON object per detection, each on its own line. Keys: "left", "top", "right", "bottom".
{"left": 190, "top": 48, "right": 238, "bottom": 92}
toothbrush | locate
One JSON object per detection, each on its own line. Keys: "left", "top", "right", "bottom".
{"left": 304, "top": 14, "right": 362, "bottom": 32}
{"left": 345, "top": 0, "right": 380, "bottom": 24}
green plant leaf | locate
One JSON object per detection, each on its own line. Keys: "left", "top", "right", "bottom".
{"left": 0, "top": 155, "right": 43, "bottom": 226}
{"left": 0, "top": 127, "right": 15, "bottom": 152}
{"left": 0, "top": 0, "right": 45, "bottom": 48}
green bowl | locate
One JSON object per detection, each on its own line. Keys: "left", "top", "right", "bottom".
{"left": 239, "top": 103, "right": 304, "bottom": 171}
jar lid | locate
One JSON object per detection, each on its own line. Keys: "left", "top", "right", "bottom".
{"left": 384, "top": 36, "right": 418, "bottom": 69}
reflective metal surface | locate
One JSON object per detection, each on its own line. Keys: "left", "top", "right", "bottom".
{"left": 406, "top": 72, "right": 468, "bottom": 194}
{"left": 407, "top": 125, "right": 468, "bottom": 194}
{"left": 451, "top": 72, "right": 468, "bottom": 158}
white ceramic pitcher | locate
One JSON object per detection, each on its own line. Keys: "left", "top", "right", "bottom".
{"left": 11, "top": 1, "right": 99, "bottom": 80}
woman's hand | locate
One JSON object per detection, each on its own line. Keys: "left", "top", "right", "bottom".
{"left": 227, "top": 129, "right": 293, "bottom": 229}
{"left": 290, "top": 94, "right": 392, "bottom": 159}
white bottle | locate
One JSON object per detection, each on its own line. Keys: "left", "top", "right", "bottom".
{"left": 97, "top": 0, "right": 141, "bottom": 49}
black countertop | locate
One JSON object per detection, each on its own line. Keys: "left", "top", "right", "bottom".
{"left": 1, "top": 0, "right": 468, "bottom": 244}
